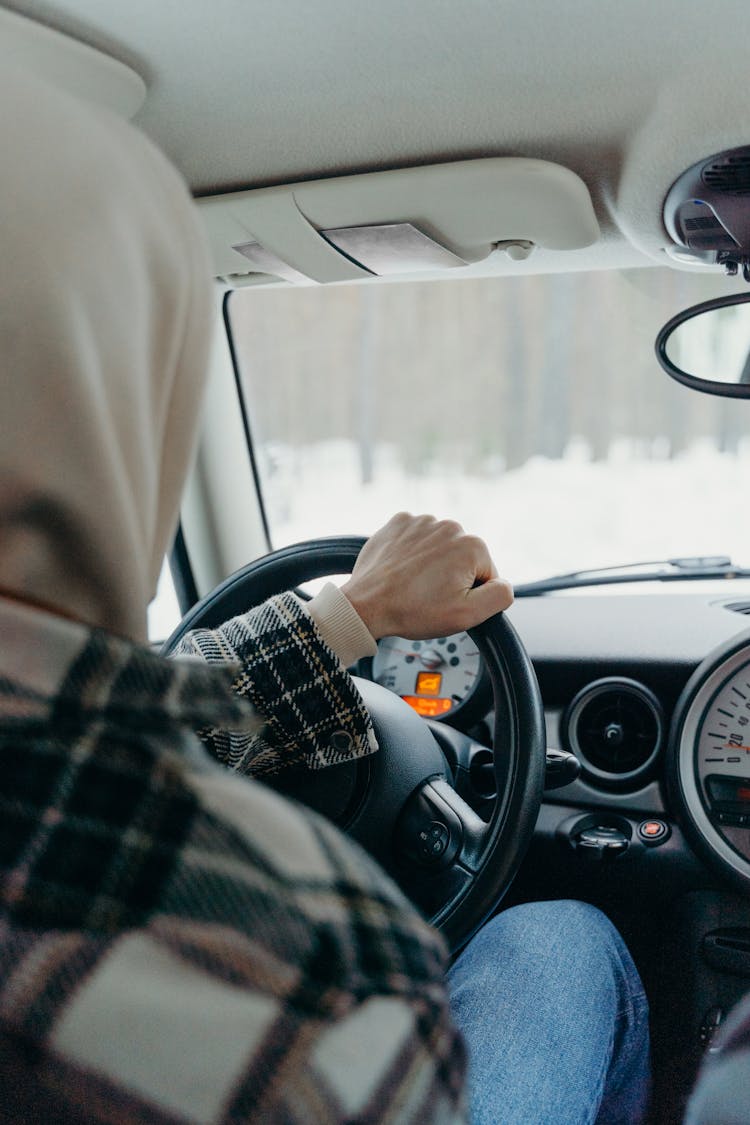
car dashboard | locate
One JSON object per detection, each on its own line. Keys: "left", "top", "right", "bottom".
{"left": 362, "top": 591, "right": 750, "bottom": 830}
{"left": 506, "top": 593, "right": 750, "bottom": 871}
{"left": 358, "top": 589, "right": 750, "bottom": 1122}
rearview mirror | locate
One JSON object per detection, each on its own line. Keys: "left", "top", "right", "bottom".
{"left": 655, "top": 293, "right": 750, "bottom": 398}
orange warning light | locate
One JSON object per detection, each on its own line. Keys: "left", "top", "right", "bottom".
{"left": 402, "top": 695, "right": 453, "bottom": 717}
{"left": 416, "top": 671, "right": 443, "bottom": 696}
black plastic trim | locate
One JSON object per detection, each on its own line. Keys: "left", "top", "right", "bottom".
{"left": 168, "top": 525, "right": 200, "bottom": 616}
{"left": 655, "top": 292, "right": 750, "bottom": 400}
{"left": 562, "top": 676, "right": 664, "bottom": 790}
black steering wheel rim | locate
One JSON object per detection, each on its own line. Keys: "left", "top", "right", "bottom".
{"left": 163, "top": 537, "right": 545, "bottom": 952}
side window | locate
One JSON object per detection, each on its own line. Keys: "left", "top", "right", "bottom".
{"left": 147, "top": 558, "right": 181, "bottom": 643}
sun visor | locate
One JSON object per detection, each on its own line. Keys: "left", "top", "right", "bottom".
{"left": 0, "top": 8, "right": 146, "bottom": 119}
{"left": 198, "top": 158, "right": 600, "bottom": 286}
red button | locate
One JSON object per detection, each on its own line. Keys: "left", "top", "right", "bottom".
{"left": 638, "top": 819, "right": 669, "bottom": 844}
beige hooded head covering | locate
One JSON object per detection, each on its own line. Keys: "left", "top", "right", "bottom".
{"left": 0, "top": 62, "right": 214, "bottom": 642}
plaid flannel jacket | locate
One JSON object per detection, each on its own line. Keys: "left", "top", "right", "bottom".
{"left": 0, "top": 593, "right": 466, "bottom": 1123}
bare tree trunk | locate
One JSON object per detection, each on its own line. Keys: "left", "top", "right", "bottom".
{"left": 356, "top": 287, "right": 379, "bottom": 484}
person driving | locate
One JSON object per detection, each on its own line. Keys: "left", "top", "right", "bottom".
{"left": 0, "top": 62, "right": 649, "bottom": 1123}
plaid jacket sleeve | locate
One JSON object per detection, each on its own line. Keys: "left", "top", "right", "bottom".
{"left": 0, "top": 596, "right": 468, "bottom": 1124}
{"left": 172, "top": 593, "right": 377, "bottom": 777}
{"left": 2, "top": 763, "right": 467, "bottom": 1125}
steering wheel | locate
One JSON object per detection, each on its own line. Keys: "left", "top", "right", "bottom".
{"left": 163, "top": 537, "right": 545, "bottom": 953}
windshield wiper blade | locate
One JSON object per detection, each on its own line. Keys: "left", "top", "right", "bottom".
{"left": 514, "top": 556, "right": 750, "bottom": 596}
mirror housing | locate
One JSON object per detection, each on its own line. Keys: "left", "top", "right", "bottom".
{"left": 655, "top": 293, "right": 750, "bottom": 398}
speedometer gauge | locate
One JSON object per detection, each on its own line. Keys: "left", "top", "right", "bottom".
{"left": 670, "top": 633, "right": 750, "bottom": 890}
{"left": 371, "top": 632, "right": 481, "bottom": 719}
{"left": 695, "top": 662, "right": 750, "bottom": 823}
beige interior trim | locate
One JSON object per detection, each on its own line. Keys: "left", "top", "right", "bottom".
{"left": 0, "top": 7, "right": 145, "bottom": 119}
{"left": 198, "top": 157, "right": 600, "bottom": 286}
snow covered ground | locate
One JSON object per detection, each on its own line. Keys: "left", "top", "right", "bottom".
{"left": 260, "top": 438, "right": 750, "bottom": 583}
{"left": 149, "top": 439, "right": 750, "bottom": 639}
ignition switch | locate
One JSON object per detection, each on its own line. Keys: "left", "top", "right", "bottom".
{"left": 573, "top": 824, "right": 629, "bottom": 860}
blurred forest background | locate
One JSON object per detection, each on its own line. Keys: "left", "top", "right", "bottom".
{"left": 231, "top": 268, "right": 749, "bottom": 488}
{"left": 152, "top": 268, "right": 750, "bottom": 637}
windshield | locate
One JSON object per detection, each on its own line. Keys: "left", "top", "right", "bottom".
{"left": 228, "top": 267, "right": 750, "bottom": 587}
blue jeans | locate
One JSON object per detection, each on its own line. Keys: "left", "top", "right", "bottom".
{"left": 447, "top": 900, "right": 650, "bottom": 1125}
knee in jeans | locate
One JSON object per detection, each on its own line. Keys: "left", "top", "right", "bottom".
{"left": 469, "top": 900, "right": 633, "bottom": 989}
{"left": 485, "top": 899, "right": 618, "bottom": 946}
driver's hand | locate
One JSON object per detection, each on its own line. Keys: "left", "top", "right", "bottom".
{"left": 340, "top": 512, "right": 513, "bottom": 640}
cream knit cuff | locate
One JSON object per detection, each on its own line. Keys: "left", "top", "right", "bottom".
{"left": 305, "top": 582, "right": 378, "bottom": 669}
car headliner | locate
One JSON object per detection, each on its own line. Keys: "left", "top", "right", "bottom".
{"left": 4, "top": 0, "right": 750, "bottom": 276}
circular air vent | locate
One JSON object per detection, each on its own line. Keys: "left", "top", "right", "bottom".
{"left": 564, "top": 678, "right": 663, "bottom": 788}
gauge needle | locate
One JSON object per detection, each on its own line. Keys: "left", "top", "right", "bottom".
{"left": 382, "top": 645, "right": 446, "bottom": 667}
{"left": 723, "top": 744, "right": 750, "bottom": 752}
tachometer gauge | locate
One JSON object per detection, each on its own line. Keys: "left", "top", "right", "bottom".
{"left": 370, "top": 632, "right": 482, "bottom": 720}
{"left": 671, "top": 633, "right": 750, "bottom": 890}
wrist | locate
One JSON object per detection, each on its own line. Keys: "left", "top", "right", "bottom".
{"left": 339, "top": 580, "right": 388, "bottom": 641}
{"left": 306, "top": 582, "right": 378, "bottom": 665}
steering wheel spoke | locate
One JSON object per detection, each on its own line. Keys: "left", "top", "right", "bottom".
{"left": 395, "top": 777, "right": 488, "bottom": 874}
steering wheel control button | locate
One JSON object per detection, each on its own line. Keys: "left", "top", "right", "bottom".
{"left": 396, "top": 782, "right": 466, "bottom": 870}
{"left": 410, "top": 818, "right": 451, "bottom": 864}
{"left": 637, "top": 819, "right": 670, "bottom": 844}
{"left": 417, "top": 821, "right": 450, "bottom": 860}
